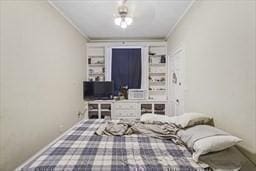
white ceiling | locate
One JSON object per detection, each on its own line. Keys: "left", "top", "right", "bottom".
{"left": 49, "top": 0, "right": 192, "bottom": 40}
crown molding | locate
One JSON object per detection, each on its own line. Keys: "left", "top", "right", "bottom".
{"left": 165, "top": 0, "right": 196, "bottom": 40}
{"left": 88, "top": 37, "right": 166, "bottom": 43}
{"left": 47, "top": 0, "right": 90, "bottom": 41}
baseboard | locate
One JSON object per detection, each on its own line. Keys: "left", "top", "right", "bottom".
{"left": 237, "top": 146, "right": 256, "bottom": 166}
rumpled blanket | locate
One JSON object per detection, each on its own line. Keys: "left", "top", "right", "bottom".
{"left": 95, "top": 120, "right": 183, "bottom": 144}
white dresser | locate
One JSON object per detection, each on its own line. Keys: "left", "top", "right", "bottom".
{"left": 86, "top": 100, "right": 169, "bottom": 119}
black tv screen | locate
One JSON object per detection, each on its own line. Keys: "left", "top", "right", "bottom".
{"left": 83, "top": 81, "right": 94, "bottom": 98}
{"left": 83, "top": 81, "right": 113, "bottom": 100}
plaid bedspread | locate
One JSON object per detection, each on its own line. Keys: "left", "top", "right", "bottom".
{"left": 18, "top": 119, "right": 206, "bottom": 171}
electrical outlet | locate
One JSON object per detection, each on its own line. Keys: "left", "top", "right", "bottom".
{"left": 77, "top": 111, "right": 85, "bottom": 120}
{"left": 77, "top": 111, "right": 82, "bottom": 118}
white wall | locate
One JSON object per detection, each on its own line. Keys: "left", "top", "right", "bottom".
{"left": 0, "top": 1, "right": 87, "bottom": 170}
{"left": 168, "top": 0, "right": 256, "bottom": 155}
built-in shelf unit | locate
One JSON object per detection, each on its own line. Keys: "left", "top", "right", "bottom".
{"left": 148, "top": 46, "right": 167, "bottom": 100}
{"left": 85, "top": 42, "right": 169, "bottom": 119}
{"left": 87, "top": 46, "right": 105, "bottom": 81}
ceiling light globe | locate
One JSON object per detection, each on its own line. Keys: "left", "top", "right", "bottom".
{"left": 120, "top": 22, "right": 127, "bottom": 29}
{"left": 125, "top": 17, "right": 133, "bottom": 25}
{"left": 114, "top": 17, "right": 121, "bottom": 26}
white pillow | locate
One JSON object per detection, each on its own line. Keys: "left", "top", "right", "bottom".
{"left": 193, "top": 135, "right": 242, "bottom": 162}
{"left": 177, "top": 125, "right": 242, "bottom": 162}
{"left": 140, "top": 114, "right": 178, "bottom": 123}
{"left": 176, "top": 112, "right": 213, "bottom": 128}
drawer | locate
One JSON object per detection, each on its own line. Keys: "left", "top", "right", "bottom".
{"left": 114, "top": 110, "right": 139, "bottom": 118}
{"left": 112, "top": 116, "right": 138, "bottom": 120}
{"left": 114, "top": 103, "right": 138, "bottom": 110}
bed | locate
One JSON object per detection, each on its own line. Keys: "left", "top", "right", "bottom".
{"left": 16, "top": 119, "right": 207, "bottom": 171}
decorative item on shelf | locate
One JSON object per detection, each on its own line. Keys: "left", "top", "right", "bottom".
{"left": 149, "top": 76, "right": 152, "bottom": 80}
{"left": 149, "top": 51, "right": 156, "bottom": 56}
{"left": 172, "top": 72, "right": 177, "bottom": 84}
{"left": 160, "top": 55, "right": 166, "bottom": 63}
{"left": 88, "top": 58, "right": 91, "bottom": 64}
{"left": 89, "top": 69, "right": 93, "bottom": 74}
{"left": 119, "top": 85, "right": 128, "bottom": 99}
{"left": 95, "top": 76, "right": 100, "bottom": 81}
{"left": 102, "top": 67, "right": 105, "bottom": 73}
{"left": 89, "top": 78, "right": 93, "bottom": 81}
{"left": 160, "top": 77, "right": 165, "bottom": 82}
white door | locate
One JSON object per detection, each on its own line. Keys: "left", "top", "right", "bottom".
{"left": 169, "top": 49, "right": 184, "bottom": 116}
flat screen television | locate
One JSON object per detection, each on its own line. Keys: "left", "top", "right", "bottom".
{"left": 83, "top": 81, "right": 114, "bottom": 100}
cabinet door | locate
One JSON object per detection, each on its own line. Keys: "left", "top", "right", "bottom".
{"left": 154, "top": 104, "right": 165, "bottom": 115}
{"left": 88, "top": 104, "right": 99, "bottom": 119}
{"left": 100, "top": 103, "right": 111, "bottom": 119}
{"left": 141, "top": 104, "right": 153, "bottom": 115}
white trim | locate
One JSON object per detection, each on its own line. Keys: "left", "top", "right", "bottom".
{"left": 168, "top": 47, "right": 186, "bottom": 116}
{"left": 87, "top": 42, "right": 167, "bottom": 47}
{"left": 47, "top": 0, "right": 90, "bottom": 41}
{"left": 15, "top": 119, "right": 88, "bottom": 171}
{"left": 105, "top": 47, "right": 112, "bottom": 81}
{"left": 141, "top": 47, "right": 146, "bottom": 90}
{"left": 110, "top": 46, "right": 143, "bottom": 49}
{"left": 89, "top": 38, "right": 165, "bottom": 43}
{"left": 253, "top": 7, "right": 256, "bottom": 152}
{"left": 165, "top": 0, "right": 196, "bottom": 40}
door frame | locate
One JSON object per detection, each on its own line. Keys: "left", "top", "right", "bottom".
{"left": 168, "top": 47, "right": 185, "bottom": 116}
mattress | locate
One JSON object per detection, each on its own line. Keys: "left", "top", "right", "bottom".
{"left": 17, "top": 119, "right": 206, "bottom": 171}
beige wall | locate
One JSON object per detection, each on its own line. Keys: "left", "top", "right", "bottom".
{"left": 0, "top": 1, "right": 87, "bottom": 170}
{"left": 168, "top": 0, "right": 256, "bottom": 160}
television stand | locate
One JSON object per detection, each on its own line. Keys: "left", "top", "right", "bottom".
{"left": 95, "top": 97, "right": 113, "bottom": 100}
{"left": 84, "top": 99, "right": 169, "bottom": 120}
{"left": 84, "top": 97, "right": 112, "bottom": 101}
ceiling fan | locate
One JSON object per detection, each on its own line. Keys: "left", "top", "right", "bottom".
{"left": 114, "top": 0, "right": 133, "bottom": 29}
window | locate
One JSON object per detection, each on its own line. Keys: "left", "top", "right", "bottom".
{"left": 111, "top": 48, "right": 141, "bottom": 95}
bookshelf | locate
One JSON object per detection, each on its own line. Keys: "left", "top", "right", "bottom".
{"left": 87, "top": 46, "right": 105, "bottom": 81}
{"left": 148, "top": 46, "right": 168, "bottom": 100}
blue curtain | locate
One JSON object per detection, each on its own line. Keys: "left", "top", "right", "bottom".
{"left": 112, "top": 48, "right": 141, "bottom": 95}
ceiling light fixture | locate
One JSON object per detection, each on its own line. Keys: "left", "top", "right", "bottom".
{"left": 114, "top": 4, "right": 133, "bottom": 29}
